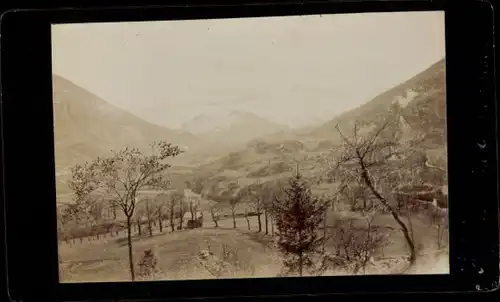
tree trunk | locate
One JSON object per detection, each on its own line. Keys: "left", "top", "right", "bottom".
{"left": 148, "top": 218, "right": 153, "bottom": 237}
{"left": 406, "top": 214, "right": 415, "bottom": 244}
{"left": 126, "top": 216, "right": 136, "bottom": 281}
{"left": 361, "top": 169, "right": 416, "bottom": 265}
{"left": 264, "top": 209, "right": 269, "bottom": 234}
{"left": 231, "top": 209, "right": 236, "bottom": 228}
{"left": 137, "top": 217, "right": 142, "bottom": 236}
{"left": 158, "top": 217, "right": 163, "bottom": 232}
{"left": 179, "top": 213, "right": 184, "bottom": 230}
{"left": 245, "top": 214, "right": 251, "bottom": 230}
{"left": 113, "top": 206, "right": 117, "bottom": 220}
{"left": 211, "top": 211, "right": 219, "bottom": 228}
{"left": 437, "top": 225, "right": 444, "bottom": 249}
{"left": 271, "top": 216, "right": 274, "bottom": 236}
{"left": 257, "top": 212, "right": 262, "bottom": 233}
{"left": 170, "top": 210, "right": 175, "bottom": 232}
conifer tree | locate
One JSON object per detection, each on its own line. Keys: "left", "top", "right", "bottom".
{"left": 272, "top": 169, "right": 329, "bottom": 276}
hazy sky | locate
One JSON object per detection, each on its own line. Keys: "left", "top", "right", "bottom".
{"left": 51, "top": 11, "right": 445, "bottom": 129}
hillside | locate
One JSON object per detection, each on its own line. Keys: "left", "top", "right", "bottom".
{"left": 310, "top": 58, "right": 446, "bottom": 144}
{"left": 236, "top": 59, "right": 446, "bottom": 151}
{"left": 182, "top": 110, "right": 290, "bottom": 149}
{"left": 186, "top": 58, "right": 447, "bottom": 200}
{"left": 52, "top": 75, "right": 209, "bottom": 171}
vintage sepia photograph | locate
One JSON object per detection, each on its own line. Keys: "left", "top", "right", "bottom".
{"left": 52, "top": 11, "right": 448, "bottom": 283}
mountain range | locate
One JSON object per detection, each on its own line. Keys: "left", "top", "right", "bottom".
{"left": 181, "top": 111, "right": 290, "bottom": 148}
{"left": 191, "top": 58, "right": 447, "bottom": 199}
{"left": 52, "top": 75, "right": 206, "bottom": 171}
{"left": 53, "top": 57, "right": 446, "bottom": 199}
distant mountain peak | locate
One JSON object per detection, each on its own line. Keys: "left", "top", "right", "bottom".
{"left": 181, "top": 109, "right": 290, "bottom": 147}
{"left": 229, "top": 110, "right": 245, "bottom": 116}
{"left": 228, "top": 110, "right": 259, "bottom": 118}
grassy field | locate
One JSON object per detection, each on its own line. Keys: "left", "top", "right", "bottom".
{"left": 58, "top": 216, "right": 282, "bottom": 282}
{"left": 58, "top": 208, "right": 449, "bottom": 283}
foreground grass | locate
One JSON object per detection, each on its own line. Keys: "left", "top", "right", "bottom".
{"left": 59, "top": 211, "right": 449, "bottom": 282}
{"left": 59, "top": 218, "right": 281, "bottom": 282}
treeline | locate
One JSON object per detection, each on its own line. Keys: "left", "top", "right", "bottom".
{"left": 58, "top": 189, "right": 207, "bottom": 242}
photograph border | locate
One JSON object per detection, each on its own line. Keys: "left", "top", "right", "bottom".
{"left": 1, "top": 1, "right": 498, "bottom": 301}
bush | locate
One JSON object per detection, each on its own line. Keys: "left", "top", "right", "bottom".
{"left": 324, "top": 215, "right": 388, "bottom": 275}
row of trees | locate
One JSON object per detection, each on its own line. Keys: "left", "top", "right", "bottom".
{"left": 202, "top": 178, "right": 280, "bottom": 236}
{"left": 135, "top": 191, "right": 202, "bottom": 235}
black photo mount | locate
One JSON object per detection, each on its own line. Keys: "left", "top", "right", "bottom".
{"left": 1, "top": 1, "right": 498, "bottom": 301}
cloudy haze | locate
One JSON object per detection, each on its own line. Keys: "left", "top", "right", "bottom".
{"left": 51, "top": 11, "right": 445, "bottom": 129}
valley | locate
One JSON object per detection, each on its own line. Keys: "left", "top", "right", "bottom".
{"left": 55, "top": 58, "right": 449, "bottom": 282}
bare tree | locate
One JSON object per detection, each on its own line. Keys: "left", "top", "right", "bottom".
{"left": 142, "top": 198, "right": 155, "bottom": 237}
{"left": 178, "top": 198, "right": 186, "bottom": 230}
{"left": 57, "top": 205, "right": 72, "bottom": 244}
{"left": 251, "top": 187, "right": 264, "bottom": 233}
{"left": 188, "top": 197, "right": 199, "bottom": 222}
{"left": 269, "top": 195, "right": 276, "bottom": 236}
{"left": 153, "top": 193, "right": 168, "bottom": 233}
{"left": 208, "top": 202, "right": 221, "bottom": 228}
{"left": 67, "top": 141, "right": 182, "bottom": 281}
{"left": 89, "top": 200, "right": 105, "bottom": 226}
{"left": 60, "top": 205, "right": 78, "bottom": 244}
{"left": 264, "top": 205, "right": 270, "bottom": 234}
{"left": 244, "top": 206, "right": 251, "bottom": 230}
{"left": 135, "top": 210, "right": 143, "bottom": 236}
{"left": 109, "top": 202, "right": 118, "bottom": 220}
{"left": 229, "top": 198, "right": 239, "bottom": 229}
{"left": 321, "top": 210, "right": 387, "bottom": 275}
{"left": 329, "top": 118, "right": 424, "bottom": 267}
{"left": 270, "top": 214, "right": 274, "bottom": 236}
{"left": 241, "top": 181, "right": 271, "bottom": 233}
{"left": 60, "top": 195, "right": 95, "bottom": 243}
{"left": 261, "top": 185, "right": 275, "bottom": 235}
{"left": 428, "top": 201, "right": 448, "bottom": 249}
{"left": 168, "top": 191, "right": 182, "bottom": 232}
{"left": 222, "top": 182, "right": 241, "bottom": 229}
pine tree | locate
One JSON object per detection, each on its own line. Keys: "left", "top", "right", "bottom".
{"left": 272, "top": 171, "right": 329, "bottom": 276}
